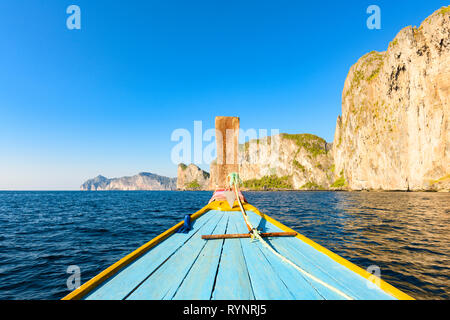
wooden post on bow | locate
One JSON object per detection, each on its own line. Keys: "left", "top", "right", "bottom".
{"left": 211, "top": 116, "right": 240, "bottom": 190}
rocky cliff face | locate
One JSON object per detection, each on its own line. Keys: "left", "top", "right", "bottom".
{"left": 239, "top": 134, "right": 334, "bottom": 190}
{"left": 177, "top": 164, "right": 210, "bottom": 190}
{"left": 333, "top": 7, "right": 450, "bottom": 191}
{"left": 208, "top": 133, "right": 335, "bottom": 190}
{"left": 80, "top": 172, "right": 177, "bottom": 191}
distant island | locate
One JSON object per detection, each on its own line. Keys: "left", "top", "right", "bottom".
{"left": 80, "top": 172, "right": 176, "bottom": 191}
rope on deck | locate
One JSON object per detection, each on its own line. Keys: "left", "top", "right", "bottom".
{"left": 230, "top": 174, "right": 354, "bottom": 300}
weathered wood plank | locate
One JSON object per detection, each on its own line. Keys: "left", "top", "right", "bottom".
{"left": 264, "top": 237, "right": 350, "bottom": 300}
{"left": 211, "top": 214, "right": 255, "bottom": 300}
{"left": 85, "top": 212, "right": 217, "bottom": 300}
{"left": 244, "top": 210, "right": 395, "bottom": 300}
{"left": 171, "top": 215, "right": 230, "bottom": 300}
{"left": 126, "top": 212, "right": 226, "bottom": 300}
{"left": 212, "top": 116, "right": 240, "bottom": 189}
{"left": 202, "top": 232, "right": 297, "bottom": 240}
{"left": 239, "top": 212, "right": 353, "bottom": 299}
{"left": 230, "top": 212, "right": 326, "bottom": 299}
{"left": 271, "top": 237, "right": 394, "bottom": 300}
{"left": 228, "top": 212, "right": 295, "bottom": 300}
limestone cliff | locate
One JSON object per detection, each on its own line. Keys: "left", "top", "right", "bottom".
{"left": 80, "top": 172, "right": 177, "bottom": 191}
{"left": 209, "top": 133, "right": 335, "bottom": 190}
{"left": 177, "top": 163, "right": 210, "bottom": 190}
{"left": 333, "top": 7, "right": 450, "bottom": 191}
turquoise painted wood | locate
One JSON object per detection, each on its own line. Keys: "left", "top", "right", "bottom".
{"left": 84, "top": 209, "right": 397, "bottom": 300}
{"left": 229, "top": 213, "right": 296, "bottom": 300}
{"left": 211, "top": 218, "right": 255, "bottom": 300}
{"left": 171, "top": 214, "right": 230, "bottom": 300}
{"left": 85, "top": 213, "right": 219, "bottom": 300}
{"left": 243, "top": 211, "right": 395, "bottom": 300}
{"left": 126, "top": 213, "right": 226, "bottom": 300}
{"left": 227, "top": 211, "right": 327, "bottom": 300}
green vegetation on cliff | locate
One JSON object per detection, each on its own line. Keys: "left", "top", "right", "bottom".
{"left": 331, "top": 170, "right": 347, "bottom": 188}
{"left": 367, "top": 61, "right": 384, "bottom": 82}
{"left": 243, "top": 175, "right": 292, "bottom": 190}
{"left": 293, "top": 160, "right": 306, "bottom": 172}
{"left": 331, "top": 177, "right": 346, "bottom": 188}
{"left": 363, "top": 52, "right": 384, "bottom": 82}
{"left": 301, "top": 181, "right": 325, "bottom": 190}
{"left": 242, "top": 136, "right": 273, "bottom": 152}
{"left": 429, "top": 174, "right": 450, "bottom": 186}
{"left": 282, "top": 133, "right": 327, "bottom": 157}
{"left": 185, "top": 180, "right": 201, "bottom": 190}
{"left": 439, "top": 6, "right": 450, "bottom": 15}
{"left": 345, "top": 51, "right": 385, "bottom": 97}
{"left": 389, "top": 39, "right": 399, "bottom": 48}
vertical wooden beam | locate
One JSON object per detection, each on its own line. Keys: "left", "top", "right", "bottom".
{"left": 212, "top": 116, "right": 240, "bottom": 190}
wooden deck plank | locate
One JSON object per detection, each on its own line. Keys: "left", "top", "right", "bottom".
{"left": 252, "top": 240, "right": 333, "bottom": 300}
{"left": 211, "top": 213, "right": 255, "bottom": 300}
{"left": 171, "top": 212, "right": 230, "bottom": 300}
{"left": 228, "top": 212, "right": 296, "bottom": 300}
{"left": 230, "top": 212, "right": 328, "bottom": 300}
{"left": 245, "top": 210, "right": 395, "bottom": 300}
{"left": 265, "top": 238, "right": 352, "bottom": 300}
{"left": 126, "top": 213, "right": 226, "bottom": 300}
{"left": 271, "top": 237, "right": 394, "bottom": 300}
{"left": 85, "top": 213, "right": 217, "bottom": 300}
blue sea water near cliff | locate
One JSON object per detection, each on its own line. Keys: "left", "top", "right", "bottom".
{"left": 0, "top": 191, "right": 448, "bottom": 300}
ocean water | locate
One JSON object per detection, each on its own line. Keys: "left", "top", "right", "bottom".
{"left": 0, "top": 191, "right": 448, "bottom": 300}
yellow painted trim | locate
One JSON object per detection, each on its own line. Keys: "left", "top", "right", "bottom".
{"left": 62, "top": 202, "right": 219, "bottom": 300}
{"left": 242, "top": 203, "right": 415, "bottom": 300}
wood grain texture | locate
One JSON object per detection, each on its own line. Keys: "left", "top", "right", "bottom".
{"left": 212, "top": 116, "right": 240, "bottom": 189}
{"left": 242, "top": 203, "right": 413, "bottom": 300}
{"left": 211, "top": 215, "right": 255, "bottom": 300}
{"left": 84, "top": 213, "right": 217, "bottom": 300}
{"left": 126, "top": 214, "right": 225, "bottom": 299}
{"left": 172, "top": 215, "right": 230, "bottom": 300}
{"left": 243, "top": 210, "right": 395, "bottom": 300}
{"left": 202, "top": 232, "right": 297, "bottom": 240}
{"left": 63, "top": 201, "right": 221, "bottom": 300}
{"left": 228, "top": 212, "right": 296, "bottom": 300}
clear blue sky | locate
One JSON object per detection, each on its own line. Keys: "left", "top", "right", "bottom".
{"left": 0, "top": 0, "right": 447, "bottom": 190}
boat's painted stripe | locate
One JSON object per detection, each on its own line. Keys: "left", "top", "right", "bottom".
{"left": 63, "top": 202, "right": 222, "bottom": 300}
{"left": 242, "top": 203, "right": 414, "bottom": 300}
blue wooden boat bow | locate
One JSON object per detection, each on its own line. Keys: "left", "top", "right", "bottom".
{"left": 62, "top": 198, "right": 414, "bottom": 300}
